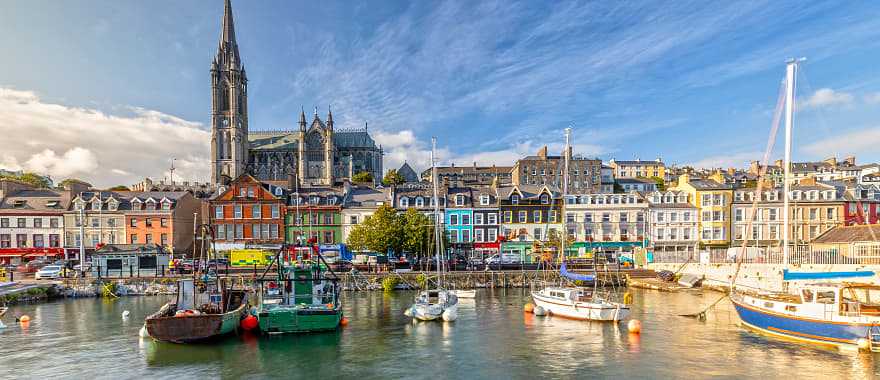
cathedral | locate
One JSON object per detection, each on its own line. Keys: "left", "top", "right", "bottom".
{"left": 210, "top": 0, "right": 383, "bottom": 186}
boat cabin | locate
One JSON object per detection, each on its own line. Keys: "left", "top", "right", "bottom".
{"left": 544, "top": 287, "right": 594, "bottom": 303}
{"left": 744, "top": 283, "right": 880, "bottom": 320}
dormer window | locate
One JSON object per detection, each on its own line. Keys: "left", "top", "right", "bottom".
{"left": 540, "top": 194, "right": 549, "bottom": 204}
{"left": 131, "top": 199, "right": 142, "bottom": 210}
{"left": 274, "top": 187, "right": 283, "bottom": 196}
{"left": 12, "top": 200, "right": 26, "bottom": 208}
{"left": 160, "top": 200, "right": 172, "bottom": 210}
{"left": 415, "top": 197, "right": 424, "bottom": 207}
{"left": 239, "top": 187, "right": 247, "bottom": 197}
{"left": 74, "top": 200, "right": 85, "bottom": 211}
{"left": 293, "top": 197, "right": 302, "bottom": 205}
{"left": 329, "top": 197, "right": 337, "bottom": 205}
{"left": 91, "top": 200, "right": 101, "bottom": 211}
{"left": 480, "top": 195, "right": 490, "bottom": 205}
{"left": 791, "top": 191, "right": 801, "bottom": 200}
{"left": 46, "top": 200, "right": 60, "bottom": 208}
{"left": 107, "top": 199, "right": 118, "bottom": 211}
{"left": 510, "top": 194, "right": 520, "bottom": 205}
{"left": 456, "top": 195, "right": 465, "bottom": 206}
{"left": 400, "top": 197, "right": 409, "bottom": 208}
{"left": 145, "top": 199, "right": 157, "bottom": 210}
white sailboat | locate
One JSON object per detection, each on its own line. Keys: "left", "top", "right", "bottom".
{"left": 531, "top": 127, "right": 630, "bottom": 322}
{"left": 405, "top": 137, "right": 459, "bottom": 322}
{"left": 730, "top": 59, "right": 880, "bottom": 351}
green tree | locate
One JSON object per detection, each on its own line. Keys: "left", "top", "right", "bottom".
{"left": 382, "top": 169, "right": 405, "bottom": 186}
{"left": 544, "top": 229, "right": 576, "bottom": 258}
{"left": 59, "top": 178, "right": 92, "bottom": 188}
{"left": 106, "top": 185, "right": 131, "bottom": 191}
{"left": 352, "top": 171, "right": 373, "bottom": 183}
{"left": 400, "top": 208, "right": 435, "bottom": 254}
{"left": 346, "top": 205, "right": 402, "bottom": 254}
{"left": 0, "top": 172, "right": 51, "bottom": 188}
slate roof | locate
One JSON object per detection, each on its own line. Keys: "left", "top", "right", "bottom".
{"left": 334, "top": 130, "right": 377, "bottom": 148}
{"left": 813, "top": 225, "right": 880, "bottom": 244}
{"left": 0, "top": 189, "right": 70, "bottom": 213}
{"left": 248, "top": 132, "right": 299, "bottom": 150}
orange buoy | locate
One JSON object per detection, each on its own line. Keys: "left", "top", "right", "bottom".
{"left": 326, "top": 303, "right": 334, "bottom": 309}
{"left": 627, "top": 319, "right": 642, "bottom": 334}
{"left": 340, "top": 317, "right": 349, "bottom": 327}
{"left": 18, "top": 315, "right": 31, "bottom": 323}
{"left": 240, "top": 315, "right": 259, "bottom": 331}
{"left": 523, "top": 303, "right": 535, "bottom": 313}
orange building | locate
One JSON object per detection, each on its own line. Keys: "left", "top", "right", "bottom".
{"left": 122, "top": 192, "right": 201, "bottom": 255}
{"left": 209, "top": 174, "right": 286, "bottom": 245}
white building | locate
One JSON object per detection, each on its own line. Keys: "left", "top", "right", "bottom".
{"left": 645, "top": 190, "right": 699, "bottom": 255}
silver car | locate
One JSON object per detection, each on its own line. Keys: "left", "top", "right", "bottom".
{"left": 35, "top": 265, "right": 63, "bottom": 280}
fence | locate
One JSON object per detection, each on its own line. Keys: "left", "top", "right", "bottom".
{"left": 650, "top": 243, "right": 880, "bottom": 265}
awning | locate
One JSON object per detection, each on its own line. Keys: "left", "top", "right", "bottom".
{"left": 571, "top": 240, "right": 649, "bottom": 249}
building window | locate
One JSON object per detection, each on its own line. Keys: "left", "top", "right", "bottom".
{"left": 826, "top": 208, "right": 834, "bottom": 220}
{"left": 91, "top": 218, "right": 99, "bottom": 227}
{"left": 270, "top": 224, "right": 279, "bottom": 239}
{"left": 234, "top": 205, "right": 243, "bottom": 219}
{"left": 474, "top": 214, "right": 484, "bottom": 225}
{"left": 400, "top": 198, "right": 409, "bottom": 208}
{"left": 216, "top": 225, "right": 225, "bottom": 240}
{"left": 682, "top": 211, "right": 691, "bottom": 221}
{"left": 131, "top": 218, "right": 137, "bottom": 227}
{"left": 161, "top": 201, "right": 171, "bottom": 210}
{"left": 474, "top": 229, "right": 484, "bottom": 242}
{"left": 145, "top": 218, "right": 152, "bottom": 227}
{"left": 107, "top": 218, "right": 116, "bottom": 227}
{"left": 488, "top": 229, "right": 497, "bottom": 242}
{"left": 160, "top": 218, "right": 168, "bottom": 227}
{"left": 32, "top": 234, "right": 44, "bottom": 248}
{"left": 226, "top": 224, "right": 234, "bottom": 241}
{"left": 160, "top": 233, "right": 168, "bottom": 246}
{"left": 549, "top": 210, "right": 557, "bottom": 223}
{"left": 487, "top": 213, "right": 497, "bottom": 225}
{"left": 252, "top": 224, "right": 260, "bottom": 239}
{"left": 462, "top": 214, "right": 471, "bottom": 225}
{"left": 323, "top": 231, "right": 334, "bottom": 244}
{"left": 735, "top": 209, "right": 743, "bottom": 222}
{"left": 450, "top": 214, "right": 459, "bottom": 225}
{"left": 518, "top": 211, "right": 527, "bottom": 223}
{"left": 456, "top": 195, "right": 465, "bottom": 206}
{"left": 17, "top": 218, "right": 26, "bottom": 228}
{"left": 533, "top": 210, "right": 542, "bottom": 223}
{"left": 271, "top": 204, "right": 280, "bottom": 219}
{"left": 809, "top": 208, "right": 817, "bottom": 220}
{"left": 480, "top": 195, "right": 490, "bottom": 205}
{"left": 49, "top": 234, "right": 60, "bottom": 247}
{"left": 511, "top": 195, "right": 520, "bottom": 205}
{"left": 248, "top": 187, "right": 255, "bottom": 198}
{"left": 350, "top": 215, "right": 358, "bottom": 225}
{"left": 235, "top": 224, "right": 244, "bottom": 239}
{"left": 768, "top": 208, "right": 777, "bottom": 221}
{"left": 33, "top": 218, "right": 42, "bottom": 228}
{"left": 415, "top": 198, "right": 424, "bottom": 207}
{"left": 239, "top": 187, "right": 247, "bottom": 197}
{"left": 602, "top": 213, "right": 610, "bottom": 222}
{"left": 584, "top": 213, "right": 592, "bottom": 223}
{"left": 215, "top": 206, "right": 224, "bottom": 219}
{"left": 0, "top": 218, "right": 7, "bottom": 228}
{"left": 540, "top": 194, "right": 549, "bottom": 204}
{"left": 145, "top": 233, "right": 153, "bottom": 244}
{"left": 461, "top": 230, "right": 471, "bottom": 242}
{"left": 0, "top": 234, "right": 10, "bottom": 248}
{"left": 533, "top": 228, "right": 542, "bottom": 241}
{"left": 50, "top": 218, "right": 59, "bottom": 228}
{"left": 656, "top": 228, "right": 665, "bottom": 241}
{"left": 261, "top": 224, "right": 269, "bottom": 240}
{"left": 253, "top": 205, "right": 262, "bottom": 219}
{"left": 323, "top": 214, "right": 333, "bottom": 225}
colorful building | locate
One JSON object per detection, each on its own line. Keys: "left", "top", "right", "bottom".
{"left": 124, "top": 191, "right": 201, "bottom": 254}
{"left": 564, "top": 192, "right": 649, "bottom": 257}
{"left": 609, "top": 158, "right": 666, "bottom": 180}
{"left": 670, "top": 173, "right": 734, "bottom": 248}
{"left": 497, "top": 184, "right": 561, "bottom": 261}
{"left": 209, "top": 174, "right": 286, "bottom": 248}
{"left": 645, "top": 190, "right": 699, "bottom": 255}
{"left": 445, "top": 187, "right": 474, "bottom": 257}
{"left": 287, "top": 188, "right": 344, "bottom": 245}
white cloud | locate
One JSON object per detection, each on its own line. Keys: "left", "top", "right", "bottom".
{"left": 0, "top": 87, "right": 210, "bottom": 187}
{"left": 686, "top": 151, "right": 762, "bottom": 169}
{"left": 798, "top": 88, "right": 854, "bottom": 109}
{"left": 865, "top": 93, "right": 880, "bottom": 104}
{"left": 803, "top": 127, "right": 880, "bottom": 159}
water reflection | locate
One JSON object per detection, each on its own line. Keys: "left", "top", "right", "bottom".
{"left": 1, "top": 289, "right": 879, "bottom": 378}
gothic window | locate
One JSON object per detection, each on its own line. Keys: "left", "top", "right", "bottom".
{"left": 225, "top": 132, "right": 232, "bottom": 159}
{"left": 217, "top": 132, "right": 225, "bottom": 159}
{"left": 219, "top": 82, "right": 230, "bottom": 111}
{"left": 306, "top": 131, "right": 324, "bottom": 161}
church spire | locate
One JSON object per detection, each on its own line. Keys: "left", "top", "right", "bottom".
{"left": 299, "top": 107, "right": 306, "bottom": 131}
{"left": 217, "top": 0, "right": 240, "bottom": 65}
{"left": 327, "top": 105, "right": 334, "bottom": 129}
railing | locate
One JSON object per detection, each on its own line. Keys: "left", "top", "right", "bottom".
{"left": 650, "top": 243, "right": 880, "bottom": 265}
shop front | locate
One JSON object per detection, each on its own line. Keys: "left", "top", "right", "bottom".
{"left": 0, "top": 247, "right": 66, "bottom": 266}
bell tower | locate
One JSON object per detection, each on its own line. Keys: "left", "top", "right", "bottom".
{"left": 211, "top": 0, "right": 248, "bottom": 185}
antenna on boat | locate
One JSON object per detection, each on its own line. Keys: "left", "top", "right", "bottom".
{"left": 431, "top": 137, "right": 443, "bottom": 289}
{"left": 561, "top": 127, "right": 571, "bottom": 270}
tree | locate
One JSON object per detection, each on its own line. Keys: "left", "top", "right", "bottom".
{"left": 382, "top": 169, "right": 405, "bottom": 186}
{"left": 352, "top": 171, "right": 373, "bottom": 183}
{"left": 346, "top": 205, "right": 402, "bottom": 254}
{"left": 107, "top": 185, "right": 131, "bottom": 191}
{"left": 400, "top": 208, "right": 435, "bottom": 254}
{"left": 0, "top": 172, "right": 50, "bottom": 188}
{"left": 59, "top": 178, "right": 92, "bottom": 188}
{"left": 544, "top": 229, "right": 576, "bottom": 259}
{"left": 647, "top": 176, "right": 666, "bottom": 191}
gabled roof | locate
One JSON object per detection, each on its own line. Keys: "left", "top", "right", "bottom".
{"left": 813, "top": 224, "right": 880, "bottom": 244}
{"left": 334, "top": 130, "right": 377, "bottom": 148}
{"left": 0, "top": 189, "right": 70, "bottom": 213}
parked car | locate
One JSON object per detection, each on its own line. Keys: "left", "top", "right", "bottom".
{"left": 35, "top": 265, "right": 64, "bottom": 280}
{"left": 18, "top": 260, "right": 48, "bottom": 273}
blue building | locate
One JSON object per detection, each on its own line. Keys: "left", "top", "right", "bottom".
{"left": 445, "top": 187, "right": 474, "bottom": 257}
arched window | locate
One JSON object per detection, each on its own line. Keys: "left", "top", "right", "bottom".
{"left": 415, "top": 197, "right": 424, "bottom": 207}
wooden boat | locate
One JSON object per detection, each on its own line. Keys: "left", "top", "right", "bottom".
{"left": 256, "top": 258, "right": 343, "bottom": 334}
{"left": 145, "top": 279, "right": 248, "bottom": 344}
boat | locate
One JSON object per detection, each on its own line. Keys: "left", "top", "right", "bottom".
{"left": 144, "top": 278, "right": 248, "bottom": 343}
{"left": 729, "top": 59, "right": 880, "bottom": 351}
{"left": 530, "top": 128, "right": 630, "bottom": 322}
{"left": 405, "top": 137, "right": 459, "bottom": 322}
{"left": 144, "top": 224, "right": 248, "bottom": 343}
{"left": 255, "top": 248, "right": 343, "bottom": 334}
{"left": 451, "top": 289, "right": 476, "bottom": 299}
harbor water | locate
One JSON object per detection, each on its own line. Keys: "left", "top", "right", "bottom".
{"left": 1, "top": 289, "right": 877, "bottom": 379}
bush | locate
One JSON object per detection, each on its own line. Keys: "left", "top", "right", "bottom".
{"left": 381, "top": 276, "right": 401, "bottom": 292}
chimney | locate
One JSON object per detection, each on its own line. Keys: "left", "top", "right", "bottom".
{"left": 538, "top": 145, "right": 548, "bottom": 159}
{"left": 287, "top": 171, "right": 297, "bottom": 190}
{"left": 473, "top": 161, "right": 477, "bottom": 169}
{"left": 844, "top": 155, "right": 856, "bottom": 166}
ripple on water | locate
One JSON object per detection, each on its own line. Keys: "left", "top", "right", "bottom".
{"left": 0, "top": 289, "right": 878, "bottom": 379}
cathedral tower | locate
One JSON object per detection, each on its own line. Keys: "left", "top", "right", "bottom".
{"left": 211, "top": 0, "right": 249, "bottom": 185}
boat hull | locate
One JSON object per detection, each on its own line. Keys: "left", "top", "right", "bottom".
{"left": 412, "top": 302, "right": 458, "bottom": 321}
{"left": 145, "top": 302, "right": 247, "bottom": 344}
{"left": 531, "top": 292, "right": 630, "bottom": 321}
{"left": 258, "top": 308, "right": 342, "bottom": 334}
{"left": 732, "top": 297, "right": 874, "bottom": 348}
{"left": 451, "top": 290, "right": 476, "bottom": 299}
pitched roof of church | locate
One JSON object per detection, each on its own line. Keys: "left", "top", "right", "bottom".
{"left": 248, "top": 132, "right": 298, "bottom": 150}
{"left": 334, "top": 130, "right": 376, "bottom": 148}
{"left": 398, "top": 162, "right": 419, "bottom": 183}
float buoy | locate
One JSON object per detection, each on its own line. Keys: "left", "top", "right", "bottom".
{"left": 122, "top": 310, "right": 131, "bottom": 319}
{"left": 533, "top": 306, "right": 547, "bottom": 316}
{"left": 340, "top": 317, "right": 349, "bottom": 327}
{"left": 858, "top": 338, "right": 871, "bottom": 352}
{"left": 18, "top": 315, "right": 30, "bottom": 323}
{"left": 240, "top": 315, "right": 259, "bottom": 331}
{"left": 627, "top": 319, "right": 642, "bottom": 334}
{"left": 524, "top": 303, "right": 535, "bottom": 313}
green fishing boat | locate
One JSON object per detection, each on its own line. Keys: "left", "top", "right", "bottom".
{"left": 256, "top": 250, "right": 343, "bottom": 334}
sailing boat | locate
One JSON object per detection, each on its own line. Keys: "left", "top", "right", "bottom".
{"left": 530, "top": 128, "right": 631, "bottom": 322}
{"left": 405, "top": 137, "right": 460, "bottom": 322}
{"left": 730, "top": 59, "right": 880, "bottom": 351}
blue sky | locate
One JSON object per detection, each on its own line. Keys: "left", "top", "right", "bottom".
{"left": 1, "top": 0, "right": 880, "bottom": 187}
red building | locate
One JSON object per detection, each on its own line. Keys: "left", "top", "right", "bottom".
{"left": 844, "top": 201, "right": 880, "bottom": 225}
{"left": 209, "top": 175, "right": 286, "bottom": 245}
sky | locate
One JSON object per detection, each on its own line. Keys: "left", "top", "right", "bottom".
{"left": 1, "top": 0, "right": 880, "bottom": 188}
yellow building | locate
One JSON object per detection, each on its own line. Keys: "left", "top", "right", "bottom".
{"left": 609, "top": 158, "right": 666, "bottom": 180}
{"left": 670, "top": 173, "right": 733, "bottom": 248}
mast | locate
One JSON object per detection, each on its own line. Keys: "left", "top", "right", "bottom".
{"left": 431, "top": 137, "right": 443, "bottom": 288}
{"left": 561, "top": 128, "right": 571, "bottom": 263}
{"left": 782, "top": 59, "right": 799, "bottom": 268}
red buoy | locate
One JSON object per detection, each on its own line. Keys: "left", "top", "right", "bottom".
{"left": 241, "top": 315, "right": 259, "bottom": 331}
